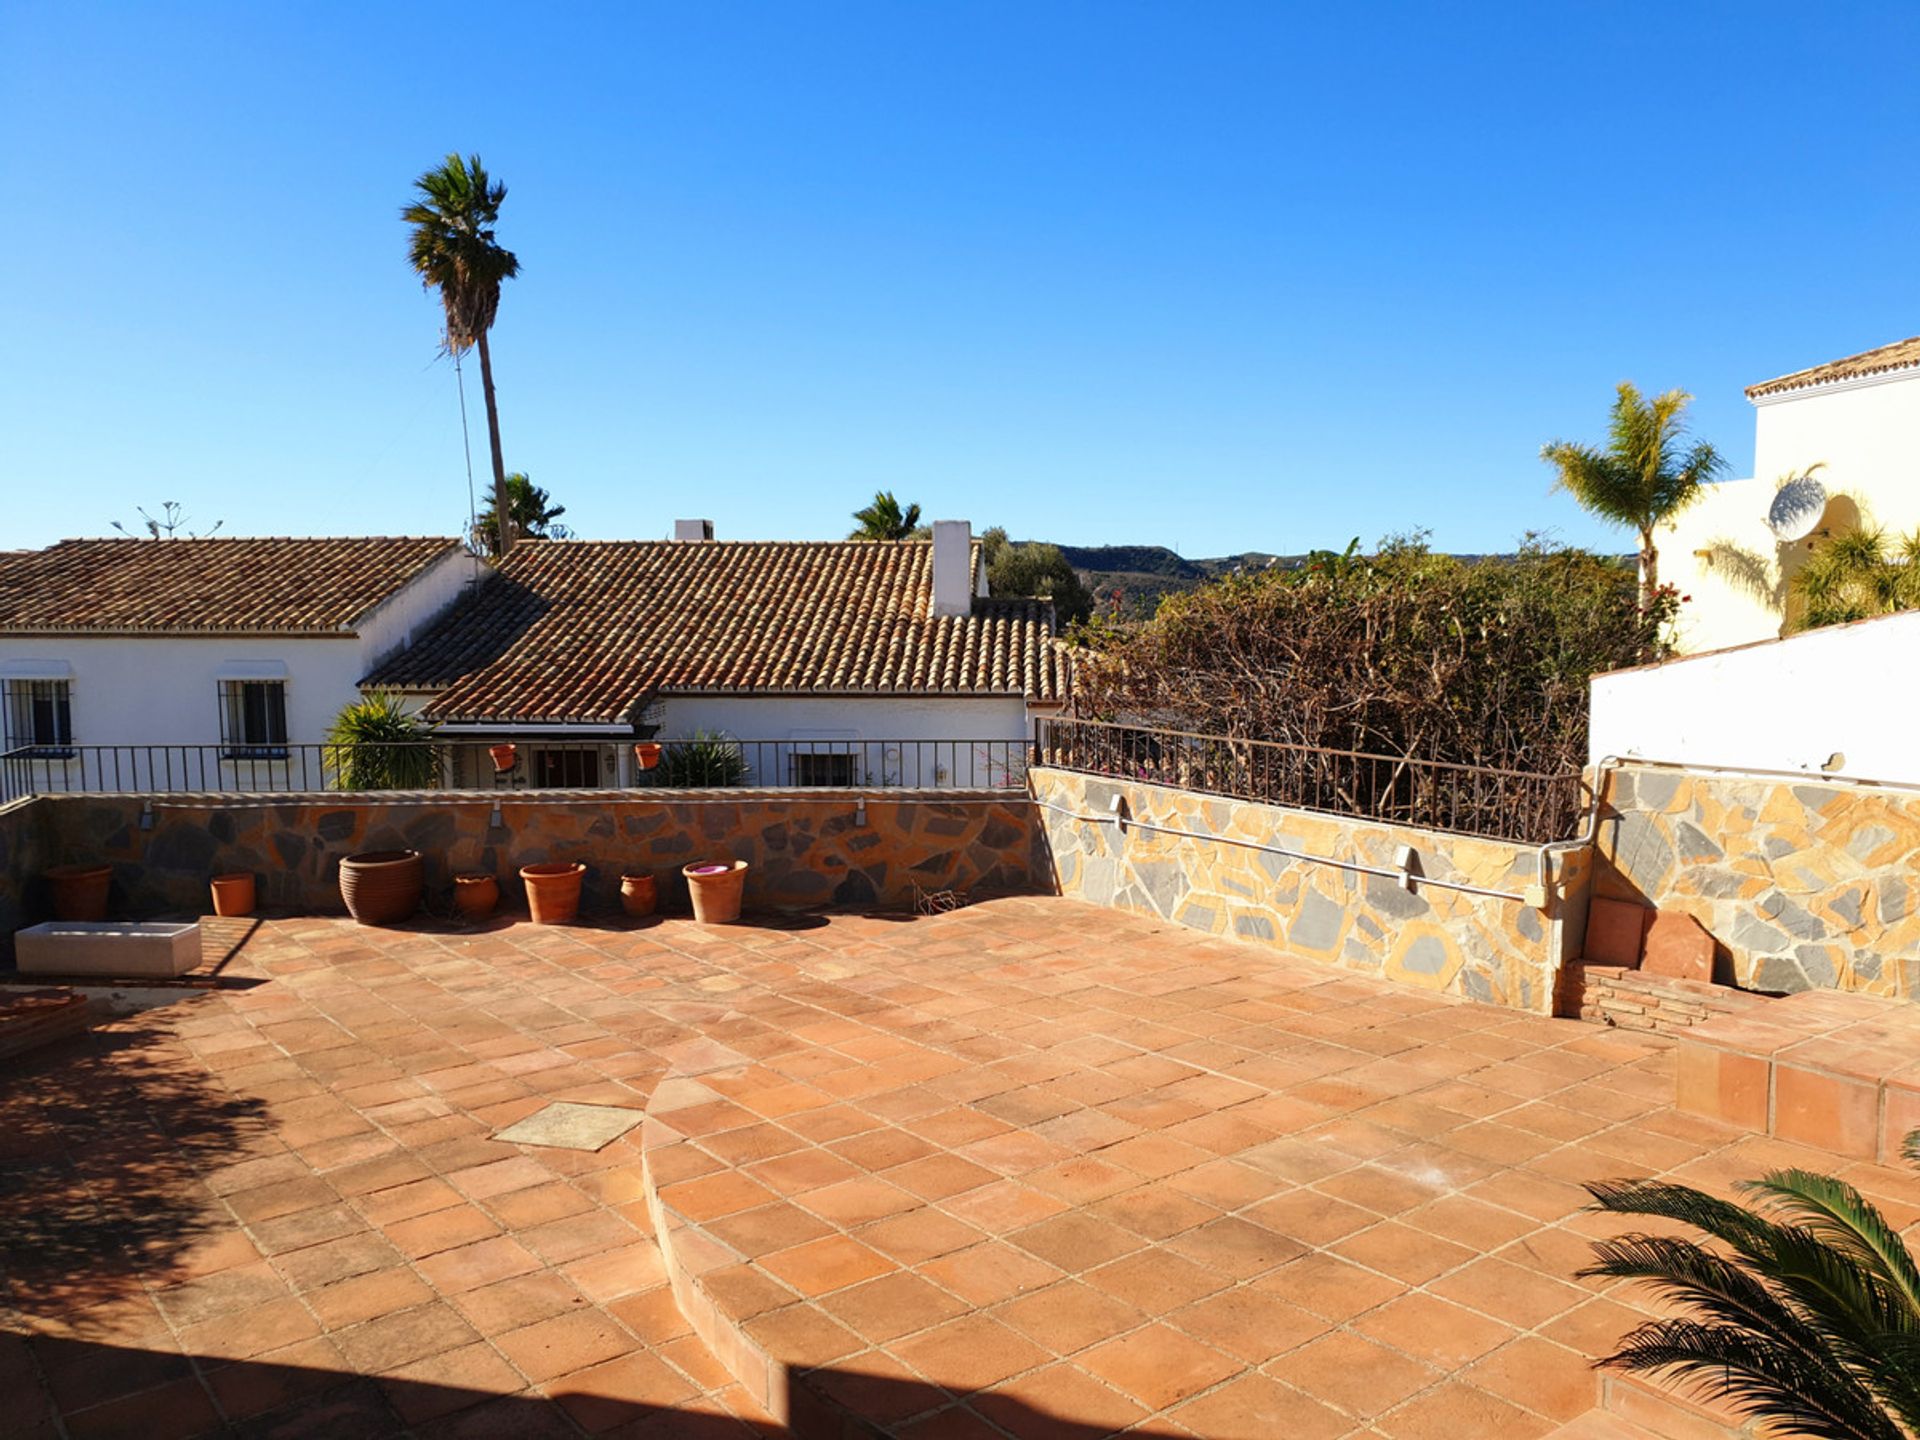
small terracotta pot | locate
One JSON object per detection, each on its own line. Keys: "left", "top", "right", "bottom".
{"left": 46, "top": 863, "right": 111, "bottom": 921}
{"left": 619, "top": 871, "right": 657, "bottom": 918}
{"left": 683, "top": 860, "right": 748, "bottom": 925}
{"left": 453, "top": 872, "right": 499, "bottom": 920}
{"left": 489, "top": 743, "right": 518, "bottom": 774}
{"left": 633, "top": 742, "right": 662, "bottom": 771}
{"left": 339, "top": 850, "right": 423, "bottom": 926}
{"left": 210, "top": 872, "right": 255, "bottom": 918}
{"left": 522, "top": 862, "right": 586, "bottom": 925}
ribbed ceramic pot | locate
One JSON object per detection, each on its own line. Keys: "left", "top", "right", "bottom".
{"left": 683, "top": 860, "right": 748, "bottom": 924}
{"left": 46, "top": 864, "right": 112, "bottom": 921}
{"left": 338, "top": 850, "right": 423, "bottom": 926}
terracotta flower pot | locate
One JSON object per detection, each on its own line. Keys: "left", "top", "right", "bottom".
{"left": 339, "top": 850, "right": 423, "bottom": 926}
{"left": 489, "top": 743, "right": 518, "bottom": 773}
{"left": 46, "top": 863, "right": 111, "bottom": 921}
{"left": 210, "top": 872, "right": 255, "bottom": 918}
{"left": 633, "top": 742, "right": 662, "bottom": 771}
{"left": 453, "top": 872, "right": 499, "bottom": 920}
{"left": 683, "top": 860, "right": 748, "bottom": 925}
{"left": 619, "top": 870, "right": 657, "bottom": 918}
{"left": 521, "top": 862, "right": 586, "bottom": 925}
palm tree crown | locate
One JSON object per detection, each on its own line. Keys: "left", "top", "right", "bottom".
{"left": 1582, "top": 1130, "right": 1920, "bottom": 1438}
{"left": 403, "top": 153, "right": 520, "bottom": 555}
{"left": 1542, "top": 382, "right": 1726, "bottom": 612}
{"left": 849, "top": 491, "right": 923, "bottom": 541}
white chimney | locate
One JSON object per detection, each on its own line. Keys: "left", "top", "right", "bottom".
{"left": 673, "top": 519, "right": 714, "bottom": 541}
{"left": 931, "top": 519, "right": 972, "bottom": 618}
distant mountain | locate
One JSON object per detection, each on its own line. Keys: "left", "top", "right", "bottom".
{"left": 1029, "top": 543, "right": 1310, "bottom": 618}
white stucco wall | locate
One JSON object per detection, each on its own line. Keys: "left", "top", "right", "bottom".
{"left": 1657, "top": 368, "right": 1920, "bottom": 654}
{"left": 1588, "top": 609, "right": 1920, "bottom": 783}
{"left": 653, "top": 694, "right": 1032, "bottom": 788}
{"left": 0, "top": 549, "right": 480, "bottom": 791}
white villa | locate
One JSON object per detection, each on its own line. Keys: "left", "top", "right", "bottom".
{"left": 1659, "top": 335, "right": 1920, "bottom": 653}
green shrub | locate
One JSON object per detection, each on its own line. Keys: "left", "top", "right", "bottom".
{"left": 326, "top": 693, "right": 438, "bottom": 790}
{"left": 656, "top": 731, "right": 748, "bottom": 787}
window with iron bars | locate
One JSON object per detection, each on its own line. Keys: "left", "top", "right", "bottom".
{"left": 791, "top": 751, "right": 857, "bottom": 787}
{"left": 2, "top": 679, "right": 74, "bottom": 755}
{"left": 218, "top": 680, "right": 288, "bottom": 759}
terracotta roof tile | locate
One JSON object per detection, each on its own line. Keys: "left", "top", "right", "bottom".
{"left": 0, "top": 537, "right": 462, "bottom": 635}
{"left": 1746, "top": 335, "right": 1920, "bottom": 398}
{"left": 369, "top": 540, "right": 1069, "bottom": 723}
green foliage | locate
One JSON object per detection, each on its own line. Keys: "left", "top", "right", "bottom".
{"left": 1793, "top": 525, "right": 1920, "bottom": 630}
{"left": 849, "top": 491, "right": 922, "bottom": 541}
{"left": 983, "top": 528, "right": 1094, "bottom": 625}
{"left": 1581, "top": 1129, "right": 1920, "bottom": 1437}
{"left": 656, "top": 731, "right": 749, "bottom": 787}
{"left": 402, "top": 153, "right": 518, "bottom": 355}
{"left": 474, "top": 473, "right": 572, "bottom": 557}
{"left": 1542, "top": 382, "right": 1726, "bottom": 613}
{"left": 326, "top": 693, "right": 438, "bottom": 791}
{"left": 1074, "top": 534, "right": 1662, "bottom": 779}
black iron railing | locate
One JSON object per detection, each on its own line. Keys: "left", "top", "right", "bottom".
{"left": 1034, "top": 717, "right": 1583, "bottom": 844}
{"left": 0, "top": 737, "right": 1029, "bottom": 801}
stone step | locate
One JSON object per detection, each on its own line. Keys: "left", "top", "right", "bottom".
{"left": 1566, "top": 962, "right": 1768, "bottom": 1036}
{"left": 1602, "top": 1371, "right": 1753, "bottom": 1439}
{"left": 1675, "top": 987, "right": 1920, "bottom": 1162}
{"left": 1544, "top": 1412, "right": 1664, "bottom": 1440}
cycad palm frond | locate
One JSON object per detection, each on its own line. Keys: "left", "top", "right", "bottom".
{"left": 1582, "top": 1136, "right": 1920, "bottom": 1438}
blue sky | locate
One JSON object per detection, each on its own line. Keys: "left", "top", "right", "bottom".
{"left": 4, "top": 3, "right": 1916, "bottom": 558}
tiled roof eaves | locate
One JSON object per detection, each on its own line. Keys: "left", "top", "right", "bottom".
{"left": 1745, "top": 336, "right": 1920, "bottom": 399}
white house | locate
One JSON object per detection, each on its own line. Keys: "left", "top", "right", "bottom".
{"left": 366, "top": 520, "right": 1070, "bottom": 789}
{"left": 0, "top": 536, "right": 479, "bottom": 793}
{"left": 1658, "top": 335, "right": 1920, "bottom": 653}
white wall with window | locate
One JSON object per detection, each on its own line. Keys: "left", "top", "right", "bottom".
{"left": 650, "top": 694, "right": 1037, "bottom": 788}
{"left": 0, "top": 548, "right": 478, "bottom": 794}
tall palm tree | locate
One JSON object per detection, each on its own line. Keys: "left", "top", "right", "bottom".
{"left": 1542, "top": 383, "right": 1726, "bottom": 614}
{"left": 1794, "top": 524, "right": 1920, "bottom": 629}
{"left": 473, "top": 473, "right": 571, "bottom": 557}
{"left": 849, "top": 490, "right": 922, "bottom": 541}
{"left": 1581, "top": 1129, "right": 1920, "bottom": 1438}
{"left": 404, "top": 154, "right": 520, "bottom": 556}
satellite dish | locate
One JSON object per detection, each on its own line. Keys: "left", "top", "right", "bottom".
{"left": 1767, "top": 474, "right": 1828, "bottom": 542}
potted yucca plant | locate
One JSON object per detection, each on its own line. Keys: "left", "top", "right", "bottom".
{"left": 327, "top": 693, "right": 438, "bottom": 791}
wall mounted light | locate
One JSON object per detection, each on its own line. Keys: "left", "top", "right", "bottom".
{"left": 139, "top": 800, "right": 154, "bottom": 831}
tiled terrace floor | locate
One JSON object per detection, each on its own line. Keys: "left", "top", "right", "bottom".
{"left": 3, "top": 898, "right": 1918, "bottom": 1439}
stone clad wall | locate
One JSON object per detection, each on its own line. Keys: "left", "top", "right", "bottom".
{"left": 1032, "top": 768, "right": 1583, "bottom": 1012}
{"left": 1594, "top": 763, "right": 1920, "bottom": 998}
{"left": 14, "top": 790, "right": 1042, "bottom": 923}
{"left": 0, "top": 798, "right": 52, "bottom": 961}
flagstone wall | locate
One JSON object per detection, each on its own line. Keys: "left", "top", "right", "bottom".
{"left": 0, "top": 798, "right": 52, "bottom": 961}
{"left": 8, "top": 789, "right": 1043, "bottom": 927}
{"left": 1593, "top": 762, "right": 1920, "bottom": 998}
{"left": 1032, "top": 767, "right": 1583, "bottom": 1012}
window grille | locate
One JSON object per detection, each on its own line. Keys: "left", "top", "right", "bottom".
{"left": 2, "top": 679, "right": 74, "bottom": 755}
{"left": 218, "top": 680, "right": 288, "bottom": 758}
{"left": 791, "top": 752, "right": 857, "bottom": 787}
{"left": 532, "top": 747, "right": 599, "bottom": 788}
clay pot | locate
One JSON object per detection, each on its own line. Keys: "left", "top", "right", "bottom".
{"left": 619, "top": 870, "right": 657, "bottom": 918}
{"left": 489, "top": 743, "right": 519, "bottom": 773}
{"left": 46, "top": 864, "right": 111, "bottom": 921}
{"left": 683, "top": 860, "right": 748, "bottom": 925}
{"left": 522, "top": 862, "right": 586, "bottom": 925}
{"left": 633, "top": 742, "right": 662, "bottom": 771}
{"left": 210, "top": 872, "right": 255, "bottom": 918}
{"left": 453, "top": 872, "right": 499, "bottom": 920}
{"left": 339, "top": 850, "right": 423, "bottom": 926}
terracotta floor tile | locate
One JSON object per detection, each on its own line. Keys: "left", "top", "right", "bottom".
{"left": 994, "top": 1279, "right": 1146, "bottom": 1356}
{"left": 820, "top": 1271, "right": 971, "bottom": 1343}
{"left": 1353, "top": 1291, "right": 1517, "bottom": 1369}
{"left": 706, "top": 1200, "right": 834, "bottom": 1257}
{"left": 417, "top": 1235, "right": 543, "bottom": 1294}
{"left": 485, "top": 1181, "right": 596, "bottom": 1229}
{"left": 518, "top": 1210, "right": 640, "bottom": 1265}
{"left": 381, "top": 1341, "right": 527, "bottom": 1424}
{"left": 1427, "top": 1257, "right": 1589, "bottom": 1329}
{"left": 1267, "top": 1329, "right": 1439, "bottom": 1418}
{"left": 384, "top": 1203, "right": 503, "bottom": 1260}
{"left": 1008, "top": 1213, "right": 1144, "bottom": 1273}
{"left": 1250, "top": 1252, "right": 1405, "bottom": 1321}
{"left": 918, "top": 1241, "right": 1064, "bottom": 1306}
{"left": 1083, "top": 1246, "right": 1229, "bottom": 1311}
{"left": 971, "top": 1362, "right": 1148, "bottom": 1438}
{"left": 454, "top": 1271, "right": 592, "bottom": 1337}
{"left": 1373, "top": 1379, "right": 1554, "bottom": 1439}
{"left": 1168, "top": 1374, "right": 1349, "bottom": 1440}
{"left": 1078, "top": 1321, "right": 1239, "bottom": 1410}
{"left": 759, "top": 1234, "right": 897, "bottom": 1297}
{"left": 1163, "top": 1216, "right": 1304, "bottom": 1279}
{"left": 798, "top": 1175, "right": 922, "bottom": 1227}
{"left": 546, "top": 1350, "right": 701, "bottom": 1431}
{"left": 1169, "top": 1287, "right": 1327, "bottom": 1365}
{"left": 896, "top": 1314, "right": 1051, "bottom": 1392}
{"left": 1462, "top": 1335, "right": 1597, "bottom": 1421}
{"left": 333, "top": 1301, "right": 482, "bottom": 1374}
{"left": 494, "top": 1309, "right": 635, "bottom": 1384}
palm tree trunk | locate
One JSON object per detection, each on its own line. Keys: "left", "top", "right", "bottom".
{"left": 1638, "top": 527, "right": 1658, "bottom": 615}
{"left": 475, "top": 330, "right": 511, "bottom": 559}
